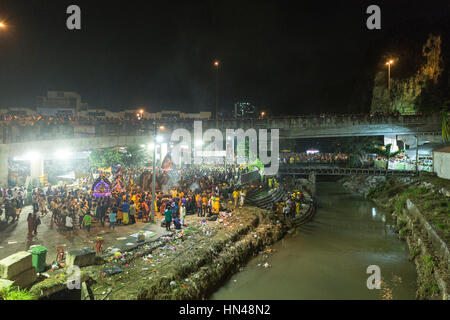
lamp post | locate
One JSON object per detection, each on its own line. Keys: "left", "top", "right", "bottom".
{"left": 386, "top": 60, "right": 394, "bottom": 91}
{"left": 213, "top": 60, "right": 220, "bottom": 121}
{"left": 150, "top": 122, "right": 164, "bottom": 222}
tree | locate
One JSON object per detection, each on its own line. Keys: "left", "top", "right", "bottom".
{"left": 121, "top": 145, "right": 149, "bottom": 169}
{"left": 332, "top": 137, "right": 380, "bottom": 167}
{"left": 365, "top": 143, "right": 403, "bottom": 172}
{"left": 89, "top": 146, "right": 150, "bottom": 171}
{"left": 89, "top": 148, "right": 123, "bottom": 170}
{"left": 442, "top": 109, "right": 449, "bottom": 142}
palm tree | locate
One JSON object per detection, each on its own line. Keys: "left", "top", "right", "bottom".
{"left": 442, "top": 109, "right": 449, "bottom": 142}
{"left": 366, "top": 143, "right": 403, "bottom": 173}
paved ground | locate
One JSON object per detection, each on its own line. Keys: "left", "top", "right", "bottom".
{"left": 0, "top": 205, "right": 174, "bottom": 263}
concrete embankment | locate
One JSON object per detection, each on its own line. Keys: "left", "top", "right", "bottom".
{"left": 29, "top": 206, "right": 287, "bottom": 300}
{"left": 340, "top": 174, "right": 450, "bottom": 300}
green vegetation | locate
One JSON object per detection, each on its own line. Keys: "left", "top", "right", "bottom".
{"left": 365, "top": 144, "right": 404, "bottom": 171}
{"left": 0, "top": 286, "right": 36, "bottom": 300}
{"left": 417, "top": 254, "right": 440, "bottom": 298}
{"left": 442, "top": 109, "right": 449, "bottom": 142}
{"left": 89, "top": 145, "right": 149, "bottom": 170}
{"left": 332, "top": 137, "right": 381, "bottom": 167}
{"left": 368, "top": 176, "right": 450, "bottom": 244}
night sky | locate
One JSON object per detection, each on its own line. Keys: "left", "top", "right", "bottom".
{"left": 0, "top": 0, "right": 448, "bottom": 115}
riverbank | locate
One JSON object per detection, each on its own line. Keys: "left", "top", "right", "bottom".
{"left": 28, "top": 204, "right": 286, "bottom": 300}
{"left": 340, "top": 174, "right": 450, "bottom": 299}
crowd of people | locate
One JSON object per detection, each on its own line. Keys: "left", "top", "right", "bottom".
{"left": 0, "top": 164, "right": 254, "bottom": 240}
{"left": 280, "top": 152, "right": 349, "bottom": 165}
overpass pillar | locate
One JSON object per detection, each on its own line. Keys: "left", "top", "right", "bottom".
{"left": 30, "top": 157, "right": 44, "bottom": 185}
{"left": 0, "top": 153, "right": 8, "bottom": 188}
{"left": 384, "top": 135, "right": 399, "bottom": 152}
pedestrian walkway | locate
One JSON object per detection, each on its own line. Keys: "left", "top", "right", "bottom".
{"left": 0, "top": 205, "right": 171, "bottom": 263}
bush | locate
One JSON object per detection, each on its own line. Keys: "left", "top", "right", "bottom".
{"left": 0, "top": 286, "right": 36, "bottom": 300}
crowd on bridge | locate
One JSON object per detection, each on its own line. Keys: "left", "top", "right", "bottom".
{"left": 280, "top": 152, "right": 349, "bottom": 166}
{"left": 0, "top": 111, "right": 432, "bottom": 144}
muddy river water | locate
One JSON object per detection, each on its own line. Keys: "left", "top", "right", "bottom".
{"left": 211, "top": 182, "right": 417, "bottom": 300}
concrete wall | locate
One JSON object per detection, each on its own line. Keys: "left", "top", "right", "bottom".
{"left": 434, "top": 151, "right": 450, "bottom": 180}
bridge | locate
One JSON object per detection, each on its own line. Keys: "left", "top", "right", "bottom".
{"left": 0, "top": 113, "right": 442, "bottom": 144}
{"left": 0, "top": 113, "right": 442, "bottom": 187}
{"left": 278, "top": 166, "right": 417, "bottom": 176}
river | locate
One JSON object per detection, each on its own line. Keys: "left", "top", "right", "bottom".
{"left": 211, "top": 182, "right": 417, "bottom": 300}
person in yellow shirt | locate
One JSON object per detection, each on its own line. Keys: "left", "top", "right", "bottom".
{"left": 233, "top": 190, "right": 239, "bottom": 207}
{"left": 214, "top": 196, "right": 220, "bottom": 213}
{"left": 201, "top": 194, "right": 208, "bottom": 216}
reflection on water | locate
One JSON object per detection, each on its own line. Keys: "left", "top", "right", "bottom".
{"left": 211, "top": 182, "right": 417, "bottom": 300}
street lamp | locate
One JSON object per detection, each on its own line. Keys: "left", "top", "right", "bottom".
{"left": 386, "top": 60, "right": 394, "bottom": 91}
{"left": 213, "top": 60, "right": 220, "bottom": 121}
{"left": 261, "top": 111, "right": 266, "bottom": 119}
{"left": 150, "top": 121, "right": 165, "bottom": 222}
{"left": 0, "top": 22, "right": 6, "bottom": 29}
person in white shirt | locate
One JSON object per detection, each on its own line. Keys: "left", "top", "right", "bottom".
{"left": 65, "top": 215, "right": 74, "bottom": 232}
{"left": 180, "top": 204, "right": 186, "bottom": 226}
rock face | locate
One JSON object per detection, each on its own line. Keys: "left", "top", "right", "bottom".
{"left": 341, "top": 175, "right": 386, "bottom": 197}
{"left": 370, "top": 34, "right": 444, "bottom": 115}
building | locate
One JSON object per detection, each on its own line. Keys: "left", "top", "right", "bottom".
{"left": 433, "top": 146, "right": 450, "bottom": 180}
{"left": 36, "top": 91, "right": 88, "bottom": 117}
{"left": 234, "top": 102, "right": 256, "bottom": 118}
{"left": 141, "top": 110, "right": 211, "bottom": 120}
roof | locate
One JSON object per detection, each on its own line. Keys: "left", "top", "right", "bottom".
{"left": 434, "top": 146, "right": 450, "bottom": 153}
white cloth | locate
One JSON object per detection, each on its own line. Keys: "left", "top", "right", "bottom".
{"left": 66, "top": 216, "right": 73, "bottom": 228}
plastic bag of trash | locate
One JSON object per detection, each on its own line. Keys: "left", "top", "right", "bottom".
{"left": 103, "top": 266, "right": 123, "bottom": 276}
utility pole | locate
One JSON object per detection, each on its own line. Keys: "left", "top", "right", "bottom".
{"left": 151, "top": 120, "right": 157, "bottom": 222}
{"left": 213, "top": 60, "right": 220, "bottom": 121}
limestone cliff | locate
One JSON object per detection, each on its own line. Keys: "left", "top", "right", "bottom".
{"left": 371, "top": 34, "right": 444, "bottom": 115}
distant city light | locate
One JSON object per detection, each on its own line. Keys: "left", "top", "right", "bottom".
{"left": 306, "top": 148, "right": 319, "bottom": 155}
{"left": 213, "top": 60, "right": 220, "bottom": 67}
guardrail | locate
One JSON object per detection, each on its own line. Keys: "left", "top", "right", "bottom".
{"left": 278, "top": 167, "right": 417, "bottom": 176}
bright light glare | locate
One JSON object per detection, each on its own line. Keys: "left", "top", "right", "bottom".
{"left": 54, "top": 150, "right": 73, "bottom": 160}
{"left": 195, "top": 140, "right": 203, "bottom": 147}
{"left": 0, "top": 22, "right": 5, "bottom": 29}
{"left": 26, "top": 151, "right": 40, "bottom": 160}
{"left": 156, "top": 136, "right": 164, "bottom": 143}
{"left": 148, "top": 143, "right": 155, "bottom": 150}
